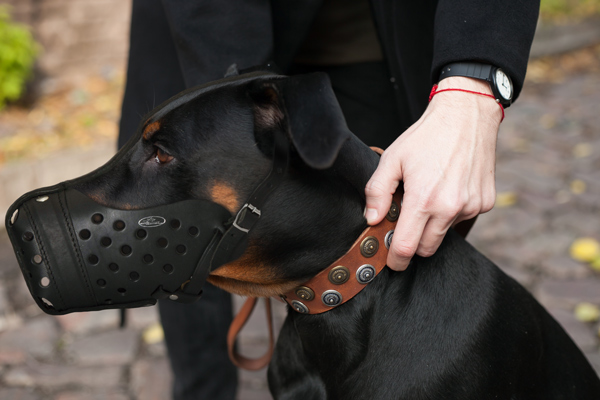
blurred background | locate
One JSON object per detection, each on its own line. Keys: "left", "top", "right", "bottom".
{"left": 0, "top": 0, "right": 598, "bottom": 399}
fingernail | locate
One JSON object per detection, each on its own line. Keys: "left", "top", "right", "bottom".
{"left": 365, "top": 208, "right": 378, "bottom": 223}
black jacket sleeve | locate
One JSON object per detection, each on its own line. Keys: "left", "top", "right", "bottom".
{"left": 431, "top": 0, "right": 540, "bottom": 99}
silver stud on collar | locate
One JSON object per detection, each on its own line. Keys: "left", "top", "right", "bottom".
{"left": 291, "top": 300, "right": 309, "bottom": 314}
{"left": 322, "top": 290, "right": 342, "bottom": 307}
{"left": 169, "top": 294, "right": 179, "bottom": 301}
{"left": 356, "top": 264, "right": 376, "bottom": 284}
{"left": 384, "top": 230, "right": 394, "bottom": 250}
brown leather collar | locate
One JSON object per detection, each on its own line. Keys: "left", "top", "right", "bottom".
{"left": 281, "top": 191, "right": 402, "bottom": 314}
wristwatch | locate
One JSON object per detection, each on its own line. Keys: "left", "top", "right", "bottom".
{"left": 438, "top": 63, "right": 513, "bottom": 107}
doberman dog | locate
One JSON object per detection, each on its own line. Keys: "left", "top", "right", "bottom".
{"left": 8, "top": 71, "right": 600, "bottom": 399}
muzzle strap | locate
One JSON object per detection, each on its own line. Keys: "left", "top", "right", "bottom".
{"left": 210, "top": 130, "right": 290, "bottom": 269}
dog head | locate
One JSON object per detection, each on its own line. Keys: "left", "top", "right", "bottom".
{"left": 5, "top": 71, "right": 380, "bottom": 314}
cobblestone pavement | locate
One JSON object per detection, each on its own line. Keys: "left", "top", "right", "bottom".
{"left": 0, "top": 51, "right": 599, "bottom": 399}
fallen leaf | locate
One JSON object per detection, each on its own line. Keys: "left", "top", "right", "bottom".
{"left": 570, "top": 179, "right": 586, "bottom": 194}
{"left": 496, "top": 191, "right": 517, "bottom": 208}
{"left": 574, "top": 302, "right": 600, "bottom": 323}
{"left": 573, "top": 143, "right": 592, "bottom": 158}
{"left": 570, "top": 237, "right": 600, "bottom": 263}
{"left": 590, "top": 256, "right": 600, "bottom": 272}
{"left": 142, "top": 322, "right": 164, "bottom": 345}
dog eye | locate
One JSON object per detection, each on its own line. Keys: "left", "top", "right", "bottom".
{"left": 154, "top": 147, "right": 174, "bottom": 164}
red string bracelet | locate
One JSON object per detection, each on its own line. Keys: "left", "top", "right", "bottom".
{"left": 429, "top": 84, "right": 505, "bottom": 122}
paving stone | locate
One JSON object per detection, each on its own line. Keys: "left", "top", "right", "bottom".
{"left": 506, "top": 231, "right": 577, "bottom": 268}
{"left": 496, "top": 264, "right": 535, "bottom": 289}
{"left": 548, "top": 308, "right": 599, "bottom": 352}
{"left": 0, "top": 317, "right": 60, "bottom": 364}
{"left": 4, "top": 364, "right": 125, "bottom": 388}
{"left": 237, "top": 387, "right": 272, "bottom": 400}
{"left": 67, "top": 328, "right": 139, "bottom": 365}
{"left": 126, "top": 305, "right": 160, "bottom": 329}
{"left": 0, "top": 388, "right": 43, "bottom": 400}
{"left": 469, "top": 207, "right": 544, "bottom": 242}
{"left": 541, "top": 256, "right": 592, "bottom": 279}
{"left": 0, "top": 283, "right": 21, "bottom": 333}
{"left": 55, "top": 309, "right": 120, "bottom": 336}
{"left": 550, "top": 211, "right": 600, "bottom": 237}
{"left": 537, "top": 279, "right": 600, "bottom": 310}
{"left": 240, "top": 369, "right": 269, "bottom": 390}
{"left": 131, "top": 358, "right": 172, "bottom": 400}
{"left": 53, "top": 389, "right": 130, "bottom": 400}
{"left": 584, "top": 352, "right": 600, "bottom": 377}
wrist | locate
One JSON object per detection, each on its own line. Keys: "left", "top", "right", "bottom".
{"left": 430, "top": 77, "right": 503, "bottom": 123}
{"left": 436, "top": 76, "right": 493, "bottom": 95}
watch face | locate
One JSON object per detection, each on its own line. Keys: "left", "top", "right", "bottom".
{"left": 496, "top": 70, "right": 513, "bottom": 101}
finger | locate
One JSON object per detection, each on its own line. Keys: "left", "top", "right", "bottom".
{"left": 364, "top": 157, "right": 401, "bottom": 226}
{"left": 416, "top": 215, "right": 454, "bottom": 257}
{"left": 386, "top": 198, "right": 428, "bottom": 271}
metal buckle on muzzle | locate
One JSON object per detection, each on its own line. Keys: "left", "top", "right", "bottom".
{"left": 6, "top": 189, "right": 231, "bottom": 315}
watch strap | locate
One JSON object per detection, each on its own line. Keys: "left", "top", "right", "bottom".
{"left": 439, "top": 63, "right": 492, "bottom": 82}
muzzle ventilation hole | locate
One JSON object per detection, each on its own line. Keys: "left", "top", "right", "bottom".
{"left": 97, "top": 279, "right": 107, "bottom": 287}
{"left": 108, "top": 263, "right": 119, "bottom": 272}
{"left": 188, "top": 226, "right": 199, "bottom": 236}
{"left": 113, "top": 220, "right": 126, "bottom": 231}
{"left": 120, "top": 245, "right": 132, "bottom": 256}
{"left": 129, "top": 271, "right": 140, "bottom": 281}
{"left": 10, "top": 209, "right": 19, "bottom": 225}
{"left": 41, "top": 298, "right": 54, "bottom": 308}
{"left": 163, "top": 264, "right": 174, "bottom": 274}
{"left": 157, "top": 238, "right": 168, "bottom": 248}
{"left": 136, "top": 229, "right": 147, "bottom": 239}
{"left": 117, "top": 288, "right": 126, "bottom": 296}
{"left": 40, "top": 277, "right": 50, "bottom": 287}
{"left": 88, "top": 254, "right": 99, "bottom": 265}
{"left": 100, "top": 237, "right": 112, "bottom": 247}
{"left": 176, "top": 245, "right": 187, "bottom": 255}
{"left": 143, "top": 254, "right": 154, "bottom": 264}
{"left": 92, "top": 213, "right": 104, "bottom": 224}
{"left": 22, "top": 232, "right": 34, "bottom": 242}
{"left": 170, "top": 219, "right": 181, "bottom": 230}
{"left": 79, "top": 229, "right": 91, "bottom": 240}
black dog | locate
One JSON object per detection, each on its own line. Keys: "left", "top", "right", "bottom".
{"left": 9, "top": 71, "right": 600, "bottom": 399}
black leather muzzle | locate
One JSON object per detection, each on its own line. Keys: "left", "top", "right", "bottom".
{"left": 6, "top": 188, "right": 231, "bottom": 314}
{"left": 4, "top": 70, "right": 290, "bottom": 316}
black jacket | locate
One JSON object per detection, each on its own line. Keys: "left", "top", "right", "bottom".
{"left": 119, "top": 0, "right": 539, "bottom": 145}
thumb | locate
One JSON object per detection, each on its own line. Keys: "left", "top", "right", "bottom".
{"left": 364, "top": 157, "right": 402, "bottom": 225}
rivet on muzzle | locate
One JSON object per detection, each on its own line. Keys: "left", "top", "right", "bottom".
{"left": 10, "top": 209, "right": 19, "bottom": 225}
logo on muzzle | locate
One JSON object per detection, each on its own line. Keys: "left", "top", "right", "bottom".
{"left": 138, "top": 216, "right": 167, "bottom": 228}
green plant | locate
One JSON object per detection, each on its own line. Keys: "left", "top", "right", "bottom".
{"left": 0, "top": 6, "right": 39, "bottom": 109}
{"left": 540, "top": 0, "right": 600, "bottom": 20}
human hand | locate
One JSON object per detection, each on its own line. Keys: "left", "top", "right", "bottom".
{"left": 365, "top": 77, "right": 503, "bottom": 271}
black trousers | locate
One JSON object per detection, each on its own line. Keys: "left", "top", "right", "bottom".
{"left": 119, "top": 2, "right": 404, "bottom": 399}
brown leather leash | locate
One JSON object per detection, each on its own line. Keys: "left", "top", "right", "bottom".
{"left": 227, "top": 296, "right": 275, "bottom": 370}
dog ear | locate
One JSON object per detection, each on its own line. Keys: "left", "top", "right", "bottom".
{"left": 248, "top": 73, "right": 351, "bottom": 169}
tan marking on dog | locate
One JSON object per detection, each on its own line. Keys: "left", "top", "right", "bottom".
{"left": 208, "top": 275, "right": 301, "bottom": 298}
{"left": 209, "top": 182, "right": 240, "bottom": 213}
{"left": 208, "top": 247, "right": 300, "bottom": 297}
{"left": 143, "top": 121, "right": 161, "bottom": 140}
